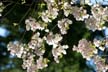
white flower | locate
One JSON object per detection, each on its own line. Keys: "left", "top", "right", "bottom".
{"left": 27, "top": 64, "right": 37, "bottom": 72}
{"left": 102, "top": 7, "right": 108, "bottom": 21}
{"left": 85, "top": 15, "right": 104, "bottom": 31}
{"left": 36, "top": 56, "right": 48, "bottom": 69}
{"left": 45, "top": 29, "right": 49, "bottom": 32}
{"left": 28, "top": 33, "right": 45, "bottom": 56}
{"left": 41, "top": 8, "right": 58, "bottom": 23}
{"left": 7, "top": 42, "right": 24, "bottom": 58}
{"left": 93, "top": 56, "right": 107, "bottom": 72}
{"left": 73, "top": 39, "right": 96, "bottom": 60}
{"left": 63, "top": 2, "right": 72, "bottom": 17}
{"left": 57, "top": 18, "right": 72, "bottom": 34}
{"left": 41, "top": 11, "right": 52, "bottom": 23}
{"left": 91, "top": 4, "right": 104, "bottom": 20}
{"left": 22, "top": 55, "right": 35, "bottom": 70}
{"left": 93, "top": 38, "right": 102, "bottom": 47}
{"left": 25, "top": 17, "right": 44, "bottom": 31}
{"left": 99, "top": 46, "right": 105, "bottom": 51}
{"left": 72, "top": 6, "right": 89, "bottom": 21}
{"left": 44, "top": 32, "right": 54, "bottom": 45}
{"left": 44, "top": 32, "right": 62, "bottom": 48}
{"left": 52, "top": 44, "right": 69, "bottom": 63}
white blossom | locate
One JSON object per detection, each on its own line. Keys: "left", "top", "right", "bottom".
{"left": 85, "top": 16, "right": 105, "bottom": 31}
{"left": 41, "top": 8, "right": 58, "bottom": 23}
{"left": 28, "top": 33, "right": 45, "bottom": 56}
{"left": 25, "top": 17, "right": 44, "bottom": 31}
{"left": 44, "top": 32, "right": 62, "bottom": 48}
{"left": 62, "top": 2, "right": 72, "bottom": 17}
{"left": 72, "top": 6, "right": 89, "bottom": 21}
{"left": 7, "top": 42, "right": 24, "bottom": 58}
{"left": 93, "top": 56, "right": 108, "bottom": 72}
{"left": 73, "top": 39, "right": 97, "bottom": 60}
{"left": 93, "top": 38, "right": 102, "bottom": 47}
{"left": 36, "top": 56, "right": 48, "bottom": 69}
{"left": 57, "top": 18, "right": 72, "bottom": 34}
{"left": 52, "top": 44, "right": 69, "bottom": 63}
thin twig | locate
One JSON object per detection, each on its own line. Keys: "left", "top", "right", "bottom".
{"left": 19, "top": 1, "right": 34, "bottom": 42}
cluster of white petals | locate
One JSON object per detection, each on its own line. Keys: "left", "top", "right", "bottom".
{"left": 22, "top": 53, "right": 49, "bottom": 72}
{"left": 52, "top": 44, "right": 68, "bottom": 63}
{"left": 93, "top": 56, "right": 108, "bottom": 72}
{"left": 93, "top": 5, "right": 108, "bottom": 21}
{"left": 41, "top": 0, "right": 58, "bottom": 23}
{"left": 72, "top": 6, "right": 89, "bottom": 21}
{"left": 85, "top": 16, "right": 104, "bottom": 31}
{"left": 7, "top": 32, "right": 48, "bottom": 72}
{"left": 7, "top": 41, "right": 24, "bottom": 58}
{"left": 85, "top": 4, "right": 108, "bottom": 31}
{"left": 22, "top": 54, "right": 36, "bottom": 72}
{"left": 43, "top": 32, "right": 69, "bottom": 63}
{"left": 44, "top": 32, "right": 62, "bottom": 48}
{"left": 73, "top": 37, "right": 108, "bottom": 71}
{"left": 36, "top": 56, "right": 48, "bottom": 69}
{"left": 41, "top": 8, "right": 59, "bottom": 23}
{"left": 57, "top": 18, "right": 72, "bottom": 34}
{"left": 73, "top": 39, "right": 97, "bottom": 60}
{"left": 62, "top": 2, "right": 73, "bottom": 17}
{"left": 28, "top": 32, "right": 45, "bottom": 56}
{"left": 25, "top": 17, "right": 44, "bottom": 31}
{"left": 6, "top": 0, "right": 108, "bottom": 72}
{"left": 93, "top": 37, "right": 105, "bottom": 51}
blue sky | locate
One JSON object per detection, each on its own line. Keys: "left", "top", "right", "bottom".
{"left": 90, "top": 0, "right": 108, "bottom": 5}
{"left": 0, "top": 27, "right": 10, "bottom": 37}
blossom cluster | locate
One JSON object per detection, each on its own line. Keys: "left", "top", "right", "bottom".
{"left": 41, "top": 0, "right": 58, "bottom": 23}
{"left": 72, "top": 36, "right": 108, "bottom": 71}
{"left": 7, "top": 15, "right": 69, "bottom": 72}
{"left": 93, "top": 55, "right": 108, "bottom": 72}
{"left": 72, "top": 6, "right": 89, "bottom": 21}
{"left": 7, "top": 33, "right": 49, "bottom": 72}
{"left": 85, "top": 4, "right": 108, "bottom": 31}
{"left": 73, "top": 39, "right": 97, "bottom": 60}
{"left": 6, "top": 0, "right": 108, "bottom": 72}
{"left": 57, "top": 18, "right": 72, "bottom": 34}
{"left": 25, "top": 17, "right": 44, "bottom": 31}
{"left": 72, "top": 38, "right": 108, "bottom": 71}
